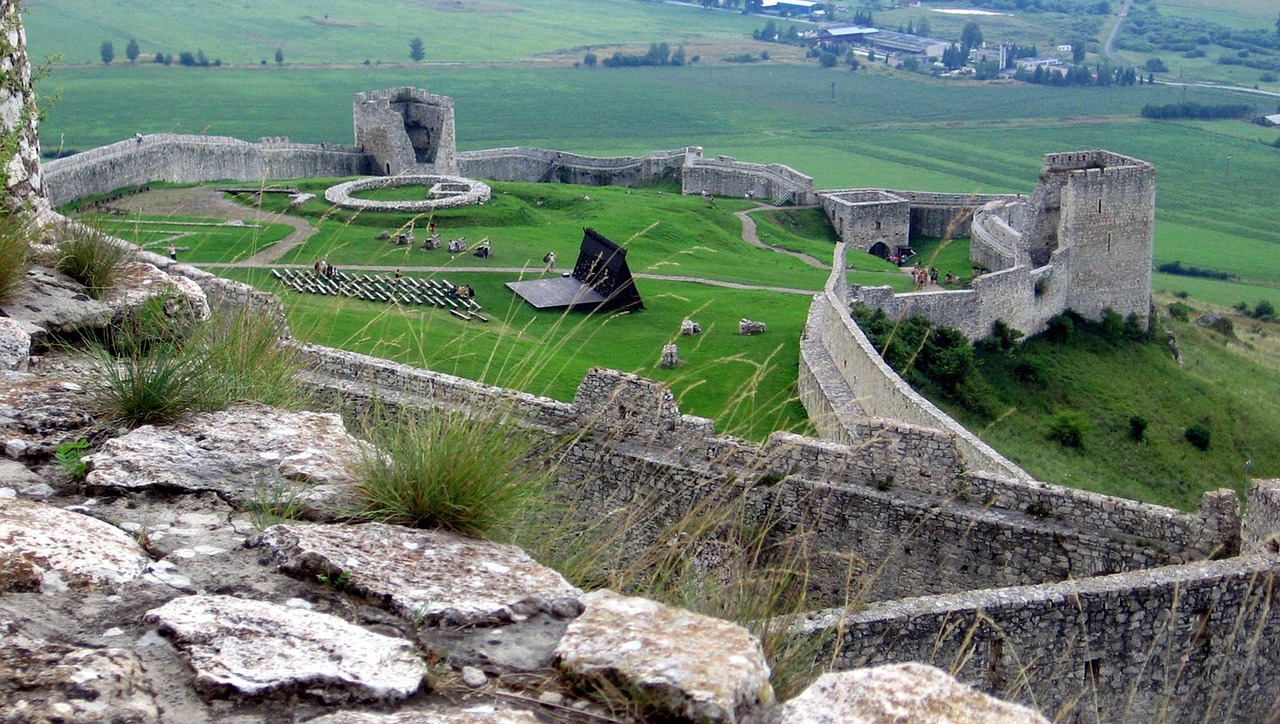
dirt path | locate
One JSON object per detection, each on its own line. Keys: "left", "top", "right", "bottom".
{"left": 116, "top": 186, "right": 317, "bottom": 265}
{"left": 735, "top": 203, "right": 829, "bottom": 269}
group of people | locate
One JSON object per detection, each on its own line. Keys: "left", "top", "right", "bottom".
{"left": 449, "top": 284, "right": 475, "bottom": 300}
{"left": 911, "top": 263, "right": 939, "bottom": 290}
{"left": 313, "top": 258, "right": 339, "bottom": 279}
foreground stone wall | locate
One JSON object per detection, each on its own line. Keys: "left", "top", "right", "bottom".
{"left": 42, "top": 134, "right": 371, "bottom": 208}
{"left": 795, "top": 553, "right": 1280, "bottom": 722}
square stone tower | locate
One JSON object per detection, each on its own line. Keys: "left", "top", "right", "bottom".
{"left": 352, "top": 88, "right": 457, "bottom": 176}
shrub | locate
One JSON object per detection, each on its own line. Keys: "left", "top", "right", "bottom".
{"left": 1167, "top": 301, "right": 1192, "bottom": 322}
{"left": 1045, "top": 314, "right": 1075, "bottom": 344}
{"left": 1128, "top": 415, "right": 1148, "bottom": 441}
{"left": 1184, "top": 423, "right": 1211, "bottom": 450}
{"left": 1013, "top": 359, "right": 1044, "bottom": 385}
{"left": 1048, "top": 410, "right": 1088, "bottom": 449}
{"left": 91, "top": 343, "right": 216, "bottom": 427}
{"left": 91, "top": 305, "right": 304, "bottom": 427}
{"left": 55, "top": 224, "right": 132, "bottom": 299}
{"left": 0, "top": 213, "right": 31, "bottom": 303}
{"left": 353, "top": 407, "right": 553, "bottom": 538}
{"left": 1100, "top": 308, "right": 1125, "bottom": 343}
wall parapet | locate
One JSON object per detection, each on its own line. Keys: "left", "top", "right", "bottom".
{"left": 790, "top": 554, "right": 1280, "bottom": 722}
{"left": 42, "top": 133, "right": 370, "bottom": 208}
{"left": 682, "top": 156, "right": 816, "bottom": 205}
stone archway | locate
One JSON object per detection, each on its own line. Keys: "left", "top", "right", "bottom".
{"left": 868, "top": 241, "right": 889, "bottom": 259}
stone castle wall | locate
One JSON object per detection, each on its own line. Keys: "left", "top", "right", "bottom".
{"left": 293, "top": 344, "right": 1234, "bottom": 607}
{"left": 793, "top": 553, "right": 1280, "bottom": 722}
{"left": 1243, "top": 479, "right": 1280, "bottom": 553}
{"left": 353, "top": 87, "right": 457, "bottom": 176}
{"left": 819, "top": 189, "right": 909, "bottom": 255}
{"left": 681, "top": 156, "right": 817, "bottom": 206}
{"left": 42, "top": 134, "right": 370, "bottom": 208}
{"left": 457, "top": 147, "right": 692, "bottom": 187}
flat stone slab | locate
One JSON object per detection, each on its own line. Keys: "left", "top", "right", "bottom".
{"left": 144, "top": 594, "right": 424, "bottom": 702}
{"left": 0, "top": 497, "right": 149, "bottom": 592}
{"left": 0, "top": 619, "right": 159, "bottom": 723}
{"left": 84, "top": 404, "right": 369, "bottom": 515}
{"left": 102, "top": 261, "right": 210, "bottom": 325}
{"left": 778, "top": 663, "right": 1049, "bottom": 723}
{"left": 310, "top": 705, "right": 541, "bottom": 723}
{"left": 259, "top": 522, "right": 582, "bottom": 627}
{"left": 555, "top": 589, "right": 773, "bottom": 723}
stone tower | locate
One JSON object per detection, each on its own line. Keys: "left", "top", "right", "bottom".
{"left": 352, "top": 88, "right": 457, "bottom": 177}
{"left": 1022, "top": 150, "right": 1155, "bottom": 329}
{"left": 0, "top": 0, "right": 46, "bottom": 212}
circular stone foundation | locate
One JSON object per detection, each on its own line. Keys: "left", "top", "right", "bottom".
{"left": 324, "top": 175, "right": 491, "bottom": 212}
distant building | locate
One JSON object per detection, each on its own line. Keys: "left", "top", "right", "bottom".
{"left": 1262, "top": 113, "right": 1280, "bottom": 127}
{"left": 761, "top": 0, "right": 821, "bottom": 16}
{"left": 971, "top": 44, "right": 1009, "bottom": 69}
{"left": 815, "top": 25, "right": 879, "bottom": 44}
{"left": 865, "top": 29, "right": 950, "bottom": 60}
{"left": 1015, "top": 57, "right": 1063, "bottom": 71}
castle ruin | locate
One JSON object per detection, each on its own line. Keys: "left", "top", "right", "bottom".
{"left": 35, "top": 87, "right": 1280, "bottom": 721}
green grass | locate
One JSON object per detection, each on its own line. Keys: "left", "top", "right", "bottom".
{"left": 220, "top": 266, "right": 814, "bottom": 442}
{"left": 90, "top": 214, "right": 294, "bottom": 264}
{"left": 24, "top": 0, "right": 762, "bottom": 66}
{"left": 930, "top": 316, "right": 1280, "bottom": 510}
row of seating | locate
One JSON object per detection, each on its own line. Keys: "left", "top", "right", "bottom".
{"left": 271, "top": 269, "right": 486, "bottom": 319}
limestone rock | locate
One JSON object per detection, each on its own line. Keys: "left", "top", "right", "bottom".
{"left": 0, "top": 316, "right": 30, "bottom": 371}
{"left": 0, "top": 366, "right": 98, "bottom": 457}
{"left": 258, "top": 522, "right": 582, "bottom": 627}
{"left": 83, "top": 404, "right": 369, "bottom": 514}
{"left": 0, "top": 458, "right": 41, "bottom": 491}
{"left": 102, "top": 261, "right": 211, "bottom": 326}
{"left": 0, "top": 268, "right": 113, "bottom": 347}
{"left": 0, "top": 620, "right": 159, "bottom": 723}
{"left": 0, "top": 497, "right": 149, "bottom": 592}
{"left": 555, "top": 589, "right": 773, "bottom": 723}
{"left": 778, "top": 663, "right": 1049, "bottom": 724}
{"left": 310, "top": 704, "right": 541, "bottom": 723}
{"left": 144, "top": 594, "right": 424, "bottom": 702}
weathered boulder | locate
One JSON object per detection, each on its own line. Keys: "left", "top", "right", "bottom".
{"left": 0, "top": 316, "right": 30, "bottom": 371}
{"left": 0, "top": 497, "right": 149, "bottom": 592}
{"left": 103, "top": 261, "right": 210, "bottom": 327}
{"left": 778, "top": 663, "right": 1049, "bottom": 723}
{"left": 259, "top": 522, "right": 582, "bottom": 627}
{"left": 0, "top": 268, "right": 113, "bottom": 346}
{"left": 144, "top": 594, "right": 425, "bottom": 702}
{"left": 0, "top": 366, "right": 97, "bottom": 458}
{"left": 555, "top": 589, "right": 773, "bottom": 723}
{"left": 84, "top": 404, "right": 368, "bottom": 514}
{"left": 0, "top": 619, "right": 159, "bottom": 723}
{"left": 310, "top": 705, "right": 541, "bottom": 723}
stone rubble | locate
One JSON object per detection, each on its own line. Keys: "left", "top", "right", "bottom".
{"left": 778, "top": 663, "right": 1049, "bottom": 723}
{"left": 144, "top": 594, "right": 425, "bottom": 702}
{"left": 556, "top": 589, "right": 774, "bottom": 723}
{"left": 258, "top": 522, "right": 583, "bottom": 626}
{"left": 0, "top": 497, "right": 150, "bottom": 592}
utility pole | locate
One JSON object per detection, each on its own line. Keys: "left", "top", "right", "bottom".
{"left": 831, "top": 80, "right": 836, "bottom": 101}
{"left": 1226, "top": 155, "right": 1232, "bottom": 179}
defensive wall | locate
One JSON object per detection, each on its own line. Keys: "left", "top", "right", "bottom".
{"left": 456, "top": 146, "right": 693, "bottom": 188}
{"left": 41, "top": 134, "right": 371, "bottom": 208}
{"left": 820, "top": 189, "right": 1016, "bottom": 255}
{"left": 792, "top": 553, "right": 1280, "bottom": 722}
{"left": 838, "top": 151, "right": 1155, "bottom": 340}
{"left": 680, "top": 155, "right": 818, "bottom": 206}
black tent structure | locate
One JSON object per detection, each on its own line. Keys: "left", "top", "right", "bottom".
{"left": 506, "top": 228, "right": 644, "bottom": 313}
